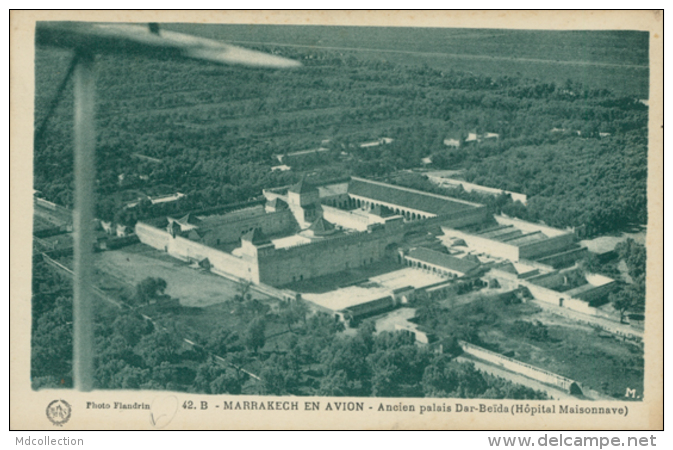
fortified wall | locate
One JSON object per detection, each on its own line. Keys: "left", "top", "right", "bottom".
{"left": 406, "top": 206, "right": 489, "bottom": 231}
{"left": 137, "top": 220, "right": 403, "bottom": 286}
{"left": 197, "top": 209, "right": 296, "bottom": 246}
{"left": 136, "top": 222, "right": 257, "bottom": 280}
{"left": 138, "top": 176, "right": 494, "bottom": 288}
{"left": 459, "top": 341, "right": 583, "bottom": 395}
{"left": 321, "top": 205, "right": 379, "bottom": 231}
{"left": 257, "top": 226, "right": 404, "bottom": 286}
{"left": 255, "top": 206, "right": 488, "bottom": 286}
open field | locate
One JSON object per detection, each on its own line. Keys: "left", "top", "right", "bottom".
{"left": 580, "top": 227, "right": 647, "bottom": 254}
{"left": 92, "top": 244, "right": 253, "bottom": 307}
{"left": 33, "top": 215, "right": 60, "bottom": 233}
{"left": 166, "top": 24, "right": 649, "bottom": 98}
{"left": 53, "top": 243, "right": 290, "bottom": 344}
{"left": 374, "top": 307, "right": 416, "bottom": 333}
{"left": 34, "top": 202, "right": 72, "bottom": 228}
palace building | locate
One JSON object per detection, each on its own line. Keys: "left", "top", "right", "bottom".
{"left": 135, "top": 176, "right": 609, "bottom": 319}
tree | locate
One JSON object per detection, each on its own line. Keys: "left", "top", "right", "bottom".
{"left": 259, "top": 353, "right": 300, "bottom": 395}
{"left": 578, "top": 252, "right": 602, "bottom": 275}
{"left": 421, "top": 359, "right": 489, "bottom": 398}
{"left": 510, "top": 320, "right": 549, "bottom": 342}
{"left": 244, "top": 317, "right": 266, "bottom": 354}
{"left": 610, "top": 276, "right": 645, "bottom": 323}
{"left": 136, "top": 329, "right": 181, "bottom": 367}
{"left": 320, "top": 337, "right": 372, "bottom": 397}
{"left": 615, "top": 239, "right": 647, "bottom": 279}
{"left": 210, "top": 371, "right": 243, "bottom": 395}
{"left": 205, "top": 328, "right": 240, "bottom": 356}
{"left": 232, "top": 297, "right": 270, "bottom": 323}
{"left": 278, "top": 299, "right": 309, "bottom": 332}
{"left": 367, "top": 334, "right": 431, "bottom": 397}
{"left": 113, "top": 366, "right": 151, "bottom": 389}
{"left": 318, "top": 370, "right": 350, "bottom": 396}
{"left": 31, "top": 298, "right": 73, "bottom": 380}
{"left": 234, "top": 279, "right": 253, "bottom": 302}
{"left": 192, "top": 358, "right": 226, "bottom": 394}
{"left": 111, "top": 312, "right": 154, "bottom": 347}
{"left": 135, "top": 277, "right": 168, "bottom": 305}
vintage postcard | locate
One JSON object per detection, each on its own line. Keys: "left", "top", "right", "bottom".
{"left": 10, "top": 10, "right": 663, "bottom": 430}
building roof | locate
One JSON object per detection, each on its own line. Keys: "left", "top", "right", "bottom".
{"left": 407, "top": 247, "right": 480, "bottom": 274}
{"left": 187, "top": 229, "right": 206, "bottom": 240}
{"left": 348, "top": 178, "right": 480, "bottom": 216}
{"left": 241, "top": 228, "right": 271, "bottom": 245}
{"left": 462, "top": 254, "right": 482, "bottom": 264}
{"left": 501, "top": 231, "right": 547, "bottom": 246}
{"left": 169, "top": 220, "right": 182, "bottom": 233}
{"left": 267, "top": 197, "right": 289, "bottom": 210}
{"left": 369, "top": 204, "right": 395, "bottom": 218}
{"left": 175, "top": 213, "right": 201, "bottom": 226}
{"left": 493, "top": 261, "right": 518, "bottom": 275}
{"left": 289, "top": 178, "right": 318, "bottom": 194}
{"left": 308, "top": 216, "right": 336, "bottom": 234}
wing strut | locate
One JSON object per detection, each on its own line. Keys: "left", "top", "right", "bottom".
{"left": 72, "top": 50, "right": 96, "bottom": 391}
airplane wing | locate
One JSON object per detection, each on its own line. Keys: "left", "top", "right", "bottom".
{"left": 36, "top": 22, "right": 302, "bottom": 69}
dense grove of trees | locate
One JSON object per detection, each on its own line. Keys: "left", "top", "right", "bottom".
{"left": 610, "top": 239, "right": 647, "bottom": 322}
{"left": 578, "top": 238, "right": 647, "bottom": 321}
{"left": 31, "top": 262, "right": 74, "bottom": 389}
{"left": 34, "top": 39, "right": 647, "bottom": 237}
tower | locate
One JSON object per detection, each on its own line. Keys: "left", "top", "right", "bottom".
{"left": 287, "top": 179, "right": 321, "bottom": 226}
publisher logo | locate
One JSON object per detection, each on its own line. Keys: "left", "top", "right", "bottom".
{"left": 46, "top": 399, "right": 71, "bottom": 426}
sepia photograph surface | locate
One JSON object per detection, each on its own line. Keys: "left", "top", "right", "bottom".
{"left": 10, "top": 10, "right": 663, "bottom": 430}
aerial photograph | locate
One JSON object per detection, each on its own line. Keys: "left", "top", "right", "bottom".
{"left": 30, "top": 22, "right": 649, "bottom": 402}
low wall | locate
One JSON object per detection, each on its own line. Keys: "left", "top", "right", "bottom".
{"left": 409, "top": 206, "right": 489, "bottom": 231}
{"left": 104, "top": 234, "right": 140, "bottom": 250}
{"left": 322, "top": 205, "right": 372, "bottom": 231}
{"left": 566, "top": 283, "right": 616, "bottom": 304}
{"left": 441, "top": 226, "right": 519, "bottom": 260}
{"left": 34, "top": 226, "right": 68, "bottom": 238}
{"left": 518, "top": 279, "right": 596, "bottom": 315}
{"left": 136, "top": 222, "right": 301, "bottom": 302}
{"left": 35, "top": 198, "right": 71, "bottom": 216}
{"left": 536, "top": 246, "right": 588, "bottom": 268}
{"left": 518, "top": 259, "right": 556, "bottom": 272}
{"left": 528, "top": 299, "right": 643, "bottom": 342}
{"left": 425, "top": 281, "right": 459, "bottom": 300}
{"left": 519, "top": 233, "right": 577, "bottom": 260}
{"left": 342, "top": 296, "right": 395, "bottom": 321}
{"left": 431, "top": 178, "right": 528, "bottom": 205}
{"left": 42, "top": 247, "right": 74, "bottom": 258}
{"left": 200, "top": 210, "right": 295, "bottom": 246}
{"left": 488, "top": 266, "right": 599, "bottom": 316}
{"left": 525, "top": 271, "right": 566, "bottom": 289}
{"left": 494, "top": 215, "right": 568, "bottom": 238}
{"left": 41, "top": 252, "right": 73, "bottom": 275}
{"left": 459, "top": 341, "right": 581, "bottom": 394}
